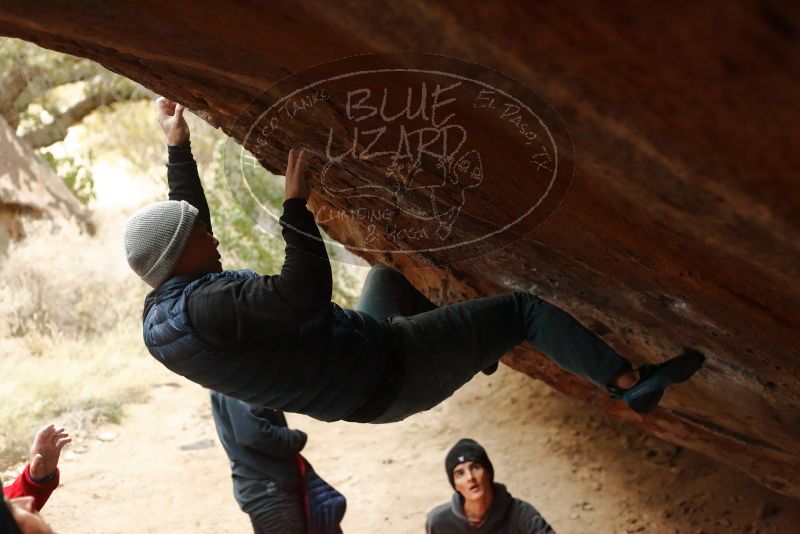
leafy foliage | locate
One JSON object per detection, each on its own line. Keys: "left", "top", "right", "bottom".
{"left": 37, "top": 149, "right": 96, "bottom": 204}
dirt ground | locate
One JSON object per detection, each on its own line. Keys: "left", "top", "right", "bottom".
{"left": 29, "top": 365, "right": 800, "bottom": 533}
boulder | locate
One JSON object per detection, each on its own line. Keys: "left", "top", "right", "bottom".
{"left": 0, "top": 115, "right": 92, "bottom": 250}
{"left": 0, "top": 1, "right": 797, "bottom": 496}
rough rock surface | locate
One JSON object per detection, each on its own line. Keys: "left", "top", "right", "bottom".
{"left": 0, "top": 115, "right": 92, "bottom": 250}
{"left": 0, "top": 1, "right": 798, "bottom": 496}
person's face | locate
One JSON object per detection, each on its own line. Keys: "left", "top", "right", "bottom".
{"left": 5, "top": 496, "right": 55, "bottom": 534}
{"left": 452, "top": 460, "right": 492, "bottom": 503}
{"left": 175, "top": 220, "right": 222, "bottom": 275}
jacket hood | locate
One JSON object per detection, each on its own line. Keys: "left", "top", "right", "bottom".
{"left": 449, "top": 483, "right": 513, "bottom": 529}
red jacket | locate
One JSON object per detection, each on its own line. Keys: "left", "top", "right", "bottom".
{"left": 3, "top": 464, "right": 59, "bottom": 511}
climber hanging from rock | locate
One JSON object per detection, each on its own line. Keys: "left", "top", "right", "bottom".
{"left": 123, "top": 97, "right": 704, "bottom": 424}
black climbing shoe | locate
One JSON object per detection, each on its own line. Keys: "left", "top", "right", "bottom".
{"left": 482, "top": 362, "right": 499, "bottom": 375}
{"left": 618, "top": 348, "right": 705, "bottom": 414}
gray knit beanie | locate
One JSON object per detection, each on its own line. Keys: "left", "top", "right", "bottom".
{"left": 124, "top": 200, "right": 199, "bottom": 288}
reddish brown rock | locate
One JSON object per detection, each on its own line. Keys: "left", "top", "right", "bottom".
{"left": 1, "top": 1, "right": 798, "bottom": 496}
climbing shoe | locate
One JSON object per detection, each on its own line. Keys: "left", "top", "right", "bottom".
{"left": 615, "top": 348, "right": 705, "bottom": 414}
{"left": 482, "top": 362, "right": 499, "bottom": 375}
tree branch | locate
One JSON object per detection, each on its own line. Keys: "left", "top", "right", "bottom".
{"left": 0, "top": 62, "right": 35, "bottom": 127}
{"left": 11, "top": 61, "right": 101, "bottom": 122}
{"left": 0, "top": 60, "right": 102, "bottom": 129}
{"left": 21, "top": 85, "right": 152, "bottom": 148}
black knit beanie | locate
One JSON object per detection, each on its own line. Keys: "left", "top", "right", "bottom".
{"left": 445, "top": 438, "right": 494, "bottom": 489}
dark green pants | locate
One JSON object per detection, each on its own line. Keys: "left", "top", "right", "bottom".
{"left": 356, "top": 265, "right": 630, "bottom": 423}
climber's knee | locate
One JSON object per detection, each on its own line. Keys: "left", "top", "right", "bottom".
{"left": 511, "top": 291, "right": 545, "bottom": 311}
{"left": 366, "top": 263, "right": 405, "bottom": 284}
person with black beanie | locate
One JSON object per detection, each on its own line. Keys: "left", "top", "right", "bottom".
{"left": 426, "top": 438, "right": 555, "bottom": 533}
